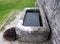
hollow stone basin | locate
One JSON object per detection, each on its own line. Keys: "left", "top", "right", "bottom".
{"left": 4, "top": 8, "right": 50, "bottom": 43}
{"left": 15, "top": 8, "right": 50, "bottom": 42}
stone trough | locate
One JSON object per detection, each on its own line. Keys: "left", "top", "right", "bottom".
{"left": 3, "top": 8, "right": 50, "bottom": 43}
{"left": 16, "top": 8, "right": 50, "bottom": 42}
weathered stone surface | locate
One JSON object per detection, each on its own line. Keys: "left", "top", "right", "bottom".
{"left": 16, "top": 28, "right": 49, "bottom": 42}
{"left": 37, "top": 0, "right": 60, "bottom": 44}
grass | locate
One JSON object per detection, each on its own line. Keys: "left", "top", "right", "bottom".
{"left": 0, "top": 0, "right": 35, "bottom": 27}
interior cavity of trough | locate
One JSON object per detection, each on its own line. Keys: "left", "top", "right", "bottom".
{"left": 23, "top": 9, "right": 43, "bottom": 26}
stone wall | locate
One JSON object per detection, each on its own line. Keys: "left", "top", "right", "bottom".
{"left": 37, "top": 0, "right": 60, "bottom": 44}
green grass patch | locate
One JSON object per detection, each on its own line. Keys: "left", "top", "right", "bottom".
{"left": 0, "top": 0, "right": 35, "bottom": 26}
